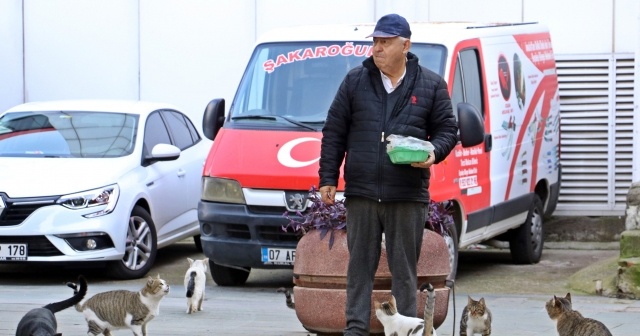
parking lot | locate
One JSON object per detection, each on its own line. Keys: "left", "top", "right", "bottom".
{"left": 1, "top": 238, "right": 638, "bottom": 335}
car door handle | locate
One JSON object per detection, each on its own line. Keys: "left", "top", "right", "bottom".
{"left": 177, "top": 169, "right": 186, "bottom": 178}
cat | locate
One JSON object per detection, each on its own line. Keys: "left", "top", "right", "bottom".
{"left": 75, "top": 274, "right": 170, "bottom": 336}
{"left": 276, "top": 287, "right": 295, "bottom": 309}
{"left": 373, "top": 282, "right": 437, "bottom": 336}
{"left": 184, "top": 257, "right": 209, "bottom": 314}
{"left": 15, "top": 275, "right": 88, "bottom": 336}
{"left": 545, "top": 293, "right": 613, "bottom": 336}
{"left": 459, "top": 296, "right": 492, "bottom": 336}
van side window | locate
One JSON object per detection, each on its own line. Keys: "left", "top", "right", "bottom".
{"left": 451, "top": 49, "right": 484, "bottom": 119}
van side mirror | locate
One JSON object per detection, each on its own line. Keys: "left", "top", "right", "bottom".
{"left": 202, "top": 98, "right": 225, "bottom": 141}
{"left": 457, "top": 102, "right": 485, "bottom": 148}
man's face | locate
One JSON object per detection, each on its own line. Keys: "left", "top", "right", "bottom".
{"left": 372, "top": 36, "right": 410, "bottom": 74}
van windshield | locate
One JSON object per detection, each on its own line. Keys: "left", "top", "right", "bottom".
{"left": 230, "top": 42, "right": 446, "bottom": 127}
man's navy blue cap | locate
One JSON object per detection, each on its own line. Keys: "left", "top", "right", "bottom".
{"left": 366, "top": 14, "right": 412, "bottom": 39}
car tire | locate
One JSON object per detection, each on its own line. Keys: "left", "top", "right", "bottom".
{"left": 106, "top": 206, "right": 158, "bottom": 279}
{"left": 209, "top": 259, "right": 250, "bottom": 286}
{"left": 443, "top": 222, "right": 459, "bottom": 281}
{"left": 509, "top": 195, "right": 544, "bottom": 264}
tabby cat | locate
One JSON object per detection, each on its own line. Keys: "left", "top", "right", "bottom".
{"left": 184, "top": 257, "right": 208, "bottom": 314}
{"left": 75, "top": 274, "right": 170, "bottom": 336}
{"left": 459, "top": 296, "right": 492, "bottom": 336}
{"left": 16, "top": 275, "right": 87, "bottom": 336}
{"left": 276, "top": 287, "right": 295, "bottom": 309}
{"left": 373, "top": 283, "right": 437, "bottom": 336}
{"left": 545, "top": 294, "right": 612, "bottom": 336}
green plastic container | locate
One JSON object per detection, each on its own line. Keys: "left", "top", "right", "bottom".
{"left": 387, "top": 147, "right": 429, "bottom": 164}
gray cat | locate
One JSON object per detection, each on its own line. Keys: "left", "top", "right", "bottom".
{"left": 75, "top": 274, "right": 170, "bottom": 336}
{"left": 15, "top": 275, "right": 87, "bottom": 336}
{"left": 545, "top": 293, "right": 612, "bottom": 336}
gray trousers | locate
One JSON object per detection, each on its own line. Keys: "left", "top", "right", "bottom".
{"left": 343, "top": 197, "right": 427, "bottom": 336}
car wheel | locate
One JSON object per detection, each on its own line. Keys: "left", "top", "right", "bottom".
{"left": 106, "top": 206, "right": 158, "bottom": 279}
{"left": 509, "top": 195, "right": 544, "bottom": 264}
{"left": 209, "top": 259, "right": 250, "bottom": 286}
{"left": 443, "top": 222, "right": 459, "bottom": 281}
{"left": 194, "top": 234, "right": 203, "bottom": 252}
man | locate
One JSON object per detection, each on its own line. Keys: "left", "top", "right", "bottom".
{"left": 318, "top": 13, "right": 458, "bottom": 335}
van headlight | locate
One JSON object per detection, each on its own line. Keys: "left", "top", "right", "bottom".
{"left": 201, "top": 177, "right": 245, "bottom": 204}
{"left": 57, "top": 184, "right": 119, "bottom": 218}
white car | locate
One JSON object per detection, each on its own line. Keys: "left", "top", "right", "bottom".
{"left": 0, "top": 100, "right": 207, "bottom": 279}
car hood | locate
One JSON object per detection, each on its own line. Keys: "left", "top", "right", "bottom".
{"left": 0, "top": 157, "right": 134, "bottom": 198}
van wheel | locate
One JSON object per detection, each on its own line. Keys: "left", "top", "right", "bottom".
{"left": 443, "top": 222, "right": 459, "bottom": 281}
{"left": 209, "top": 260, "right": 251, "bottom": 286}
{"left": 194, "top": 234, "right": 203, "bottom": 252}
{"left": 509, "top": 195, "right": 544, "bottom": 264}
{"left": 107, "top": 206, "right": 158, "bottom": 279}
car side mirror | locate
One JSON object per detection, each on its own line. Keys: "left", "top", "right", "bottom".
{"left": 457, "top": 102, "right": 485, "bottom": 148}
{"left": 202, "top": 98, "right": 225, "bottom": 141}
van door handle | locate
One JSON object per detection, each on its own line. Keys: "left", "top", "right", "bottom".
{"left": 484, "top": 134, "right": 492, "bottom": 152}
{"left": 177, "top": 169, "right": 186, "bottom": 178}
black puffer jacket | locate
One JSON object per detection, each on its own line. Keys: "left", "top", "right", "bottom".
{"left": 319, "top": 52, "right": 458, "bottom": 203}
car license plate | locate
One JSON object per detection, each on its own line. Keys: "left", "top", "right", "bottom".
{"left": 261, "top": 247, "right": 295, "bottom": 265}
{"left": 0, "top": 243, "right": 28, "bottom": 261}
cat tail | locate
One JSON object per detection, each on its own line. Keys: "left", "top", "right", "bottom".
{"left": 277, "top": 287, "right": 295, "bottom": 309}
{"left": 419, "top": 283, "right": 435, "bottom": 336}
{"left": 186, "top": 271, "right": 196, "bottom": 298}
{"left": 44, "top": 275, "right": 88, "bottom": 313}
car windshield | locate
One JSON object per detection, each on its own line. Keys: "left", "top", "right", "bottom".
{"left": 0, "top": 111, "right": 139, "bottom": 158}
{"left": 230, "top": 41, "right": 447, "bottom": 127}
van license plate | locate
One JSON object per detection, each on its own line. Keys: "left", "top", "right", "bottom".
{"left": 261, "top": 247, "right": 295, "bottom": 265}
{"left": 0, "top": 243, "right": 28, "bottom": 261}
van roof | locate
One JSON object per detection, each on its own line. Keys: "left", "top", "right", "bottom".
{"left": 256, "top": 21, "right": 549, "bottom": 46}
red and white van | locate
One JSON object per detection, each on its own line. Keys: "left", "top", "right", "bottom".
{"left": 198, "top": 21, "right": 560, "bottom": 285}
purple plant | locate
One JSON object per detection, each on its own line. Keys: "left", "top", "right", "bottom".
{"left": 282, "top": 185, "right": 453, "bottom": 249}
{"left": 426, "top": 200, "right": 454, "bottom": 238}
{"left": 282, "top": 186, "right": 346, "bottom": 249}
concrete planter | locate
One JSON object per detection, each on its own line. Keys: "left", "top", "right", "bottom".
{"left": 292, "top": 229, "right": 451, "bottom": 335}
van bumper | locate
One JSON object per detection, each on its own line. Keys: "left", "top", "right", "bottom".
{"left": 198, "top": 201, "right": 298, "bottom": 269}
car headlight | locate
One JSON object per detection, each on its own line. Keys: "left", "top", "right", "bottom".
{"left": 201, "top": 177, "right": 245, "bottom": 204}
{"left": 57, "top": 184, "right": 119, "bottom": 218}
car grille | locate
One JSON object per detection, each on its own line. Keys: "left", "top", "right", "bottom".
{"left": 0, "top": 235, "right": 63, "bottom": 256}
{"left": 258, "top": 225, "right": 299, "bottom": 242}
{"left": 0, "top": 193, "right": 58, "bottom": 227}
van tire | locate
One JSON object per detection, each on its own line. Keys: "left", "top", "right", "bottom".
{"left": 209, "top": 260, "right": 251, "bottom": 286}
{"left": 443, "top": 222, "right": 459, "bottom": 281}
{"left": 194, "top": 234, "right": 203, "bottom": 252}
{"left": 509, "top": 195, "right": 544, "bottom": 264}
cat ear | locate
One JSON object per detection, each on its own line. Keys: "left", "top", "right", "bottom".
{"left": 565, "top": 292, "right": 571, "bottom": 302}
{"left": 479, "top": 297, "right": 485, "bottom": 305}
{"left": 187, "top": 257, "right": 194, "bottom": 265}
{"left": 390, "top": 295, "right": 397, "bottom": 307}
{"left": 467, "top": 296, "right": 473, "bottom": 305}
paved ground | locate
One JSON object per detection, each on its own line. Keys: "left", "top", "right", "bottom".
{"left": 0, "top": 239, "right": 638, "bottom": 335}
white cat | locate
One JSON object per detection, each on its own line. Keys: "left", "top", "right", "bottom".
{"left": 184, "top": 257, "right": 209, "bottom": 314}
{"left": 374, "top": 283, "right": 437, "bottom": 336}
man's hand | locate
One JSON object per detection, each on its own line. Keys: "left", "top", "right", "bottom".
{"left": 410, "top": 151, "right": 435, "bottom": 169}
{"left": 319, "top": 185, "right": 337, "bottom": 205}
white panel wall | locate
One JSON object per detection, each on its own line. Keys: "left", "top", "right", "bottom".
{"left": 524, "top": 0, "right": 613, "bottom": 54}
{"left": 615, "top": 0, "right": 639, "bottom": 53}
{"left": 256, "top": 0, "right": 374, "bottom": 36}
{"left": 0, "top": 0, "right": 24, "bottom": 112}
{"left": 429, "top": 0, "right": 522, "bottom": 22}
{"left": 23, "top": 0, "right": 139, "bottom": 101}
{"left": 139, "top": 0, "right": 255, "bottom": 121}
